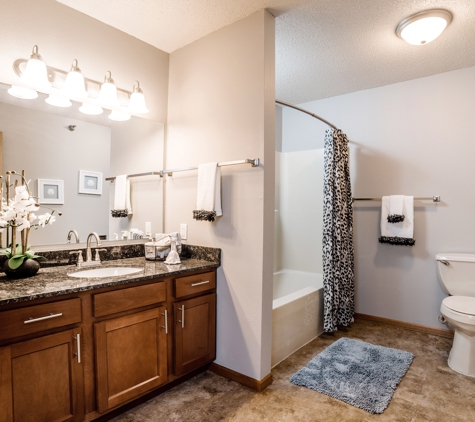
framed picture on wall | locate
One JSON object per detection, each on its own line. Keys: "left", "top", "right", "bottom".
{"left": 79, "top": 170, "right": 103, "bottom": 195}
{"left": 38, "top": 179, "right": 64, "bottom": 204}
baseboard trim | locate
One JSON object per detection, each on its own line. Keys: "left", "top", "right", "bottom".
{"left": 354, "top": 313, "right": 454, "bottom": 339}
{"left": 209, "top": 363, "right": 273, "bottom": 392}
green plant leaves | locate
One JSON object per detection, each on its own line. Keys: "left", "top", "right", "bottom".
{"left": 8, "top": 255, "right": 26, "bottom": 269}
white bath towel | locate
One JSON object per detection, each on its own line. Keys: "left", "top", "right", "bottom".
{"left": 388, "top": 195, "right": 405, "bottom": 223}
{"left": 379, "top": 196, "right": 414, "bottom": 246}
{"left": 193, "top": 162, "right": 222, "bottom": 222}
{"left": 111, "top": 175, "right": 132, "bottom": 217}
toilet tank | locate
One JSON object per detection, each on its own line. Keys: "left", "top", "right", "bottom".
{"left": 436, "top": 253, "right": 475, "bottom": 296}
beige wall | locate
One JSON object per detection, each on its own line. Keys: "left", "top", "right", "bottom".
{"left": 285, "top": 66, "right": 475, "bottom": 330}
{"left": 0, "top": 0, "right": 169, "bottom": 124}
{"left": 166, "top": 10, "right": 275, "bottom": 380}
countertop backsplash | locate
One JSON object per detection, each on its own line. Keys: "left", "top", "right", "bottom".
{"left": 0, "top": 242, "right": 220, "bottom": 270}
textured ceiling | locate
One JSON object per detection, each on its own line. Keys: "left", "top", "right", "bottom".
{"left": 57, "top": 0, "right": 475, "bottom": 103}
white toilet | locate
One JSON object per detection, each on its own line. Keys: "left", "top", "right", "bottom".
{"left": 436, "top": 253, "right": 475, "bottom": 378}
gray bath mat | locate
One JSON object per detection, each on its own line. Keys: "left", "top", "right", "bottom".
{"left": 290, "top": 337, "right": 414, "bottom": 414}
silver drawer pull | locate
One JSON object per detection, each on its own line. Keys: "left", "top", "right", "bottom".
{"left": 24, "top": 312, "right": 63, "bottom": 324}
{"left": 191, "top": 280, "right": 210, "bottom": 287}
{"left": 74, "top": 334, "right": 81, "bottom": 363}
{"left": 177, "top": 305, "right": 185, "bottom": 328}
{"left": 161, "top": 310, "right": 168, "bottom": 334}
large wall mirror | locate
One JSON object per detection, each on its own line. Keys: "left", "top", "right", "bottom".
{"left": 0, "top": 82, "right": 164, "bottom": 247}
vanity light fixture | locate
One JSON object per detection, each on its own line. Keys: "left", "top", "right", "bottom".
{"left": 127, "top": 81, "right": 149, "bottom": 114}
{"left": 22, "top": 45, "right": 51, "bottom": 89}
{"left": 7, "top": 85, "right": 38, "bottom": 99}
{"left": 8, "top": 45, "right": 150, "bottom": 117}
{"left": 396, "top": 9, "right": 453, "bottom": 45}
{"left": 108, "top": 110, "right": 131, "bottom": 121}
{"left": 97, "top": 71, "right": 119, "bottom": 108}
{"left": 79, "top": 102, "right": 103, "bottom": 115}
{"left": 45, "top": 94, "right": 72, "bottom": 108}
{"left": 61, "top": 59, "right": 88, "bottom": 99}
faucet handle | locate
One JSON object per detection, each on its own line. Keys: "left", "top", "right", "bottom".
{"left": 69, "top": 250, "right": 84, "bottom": 264}
{"left": 94, "top": 248, "right": 107, "bottom": 262}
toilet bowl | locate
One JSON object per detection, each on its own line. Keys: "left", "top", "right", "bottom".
{"left": 436, "top": 253, "right": 475, "bottom": 378}
{"left": 440, "top": 296, "right": 475, "bottom": 377}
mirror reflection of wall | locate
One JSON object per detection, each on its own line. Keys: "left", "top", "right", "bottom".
{"left": 1, "top": 101, "right": 111, "bottom": 245}
{"left": 0, "top": 83, "right": 164, "bottom": 247}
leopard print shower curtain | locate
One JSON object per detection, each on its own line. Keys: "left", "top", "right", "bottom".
{"left": 322, "top": 129, "right": 355, "bottom": 332}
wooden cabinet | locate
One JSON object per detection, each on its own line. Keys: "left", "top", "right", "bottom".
{"left": 0, "top": 267, "right": 217, "bottom": 421}
{"left": 94, "top": 307, "right": 168, "bottom": 412}
{"left": 174, "top": 271, "right": 216, "bottom": 298}
{"left": 0, "top": 328, "right": 84, "bottom": 422}
{"left": 174, "top": 293, "right": 216, "bottom": 376}
{"left": 0, "top": 298, "right": 82, "bottom": 342}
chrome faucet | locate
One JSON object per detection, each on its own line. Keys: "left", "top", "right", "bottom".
{"left": 84, "top": 232, "right": 102, "bottom": 266}
{"left": 67, "top": 229, "right": 80, "bottom": 244}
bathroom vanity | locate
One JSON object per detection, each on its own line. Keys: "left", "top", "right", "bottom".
{"left": 0, "top": 247, "right": 219, "bottom": 422}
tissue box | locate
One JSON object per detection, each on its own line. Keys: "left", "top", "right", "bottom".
{"left": 144, "top": 242, "right": 170, "bottom": 261}
{"left": 145, "top": 233, "right": 182, "bottom": 260}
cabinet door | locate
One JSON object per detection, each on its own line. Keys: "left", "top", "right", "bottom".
{"left": 174, "top": 293, "right": 216, "bottom": 376}
{"left": 0, "top": 329, "right": 84, "bottom": 422}
{"left": 95, "top": 307, "right": 168, "bottom": 413}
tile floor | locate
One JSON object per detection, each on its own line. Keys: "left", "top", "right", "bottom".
{"left": 111, "top": 319, "right": 475, "bottom": 422}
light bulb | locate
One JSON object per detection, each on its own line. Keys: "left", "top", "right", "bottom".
{"left": 97, "top": 71, "right": 119, "bottom": 107}
{"left": 22, "top": 45, "right": 51, "bottom": 89}
{"left": 45, "top": 94, "right": 72, "bottom": 107}
{"left": 396, "top": 9, "right": 452, "bottom": 46}
{"left": 79, "top": 102, "right": 103, "bottom": 115}
{"left": 127, "top": 81, "right": 149, "bottom": 114}
{"left": 61, "top": 59, "right": 87, "bottom": 99}
{"left": 108, "top": 110, "right": 131, "bottom": 121}
{"left": 8, "top": 85, "right": 38, "bottom": 99}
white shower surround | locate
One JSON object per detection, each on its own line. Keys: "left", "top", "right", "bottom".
{"left": 273, "top": 148, "right": 325, "bottom": 366}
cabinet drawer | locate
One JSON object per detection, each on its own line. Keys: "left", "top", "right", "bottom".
{"left": 174, "top": 271, "right": 216, "bottom": 298}
{"left": 93, "top": 282, "right": 167, "bottom": 317}
{"left": 0, "top": 298, "right": 81, "bottom": 341}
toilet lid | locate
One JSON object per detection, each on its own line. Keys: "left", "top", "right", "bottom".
{"left": 443, "top": 296, "right": 475, "bottom": 315}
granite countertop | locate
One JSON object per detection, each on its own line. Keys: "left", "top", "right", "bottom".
{"left": 0, "top": 256, "right": 220, "bottom": 306}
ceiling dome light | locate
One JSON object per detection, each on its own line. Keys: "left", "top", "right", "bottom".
{"left": 45, "top": 94, "right": 72, "bottom": 107}
{"left": 396, "top": 9, "right": 452, "bottom": 46}
{"left": 79, "top": 102, "right": 103, "bottom": 115}
{"left": 61, "top": 59, "right": 88, "bottom": 99}
{"left": 127, "top": 81, "right": 149, "bottom": 114}
{"left": 22, "top": 45, "right": 51, "bottom": 89}
{"left": 97, "top": 71, "right": 119, "bottom": 108}
{"left": 108, "top": 110, "right": 131, "bottom": 121}
{"left": 7, "top": 85, "right": 38, "bottom": 99}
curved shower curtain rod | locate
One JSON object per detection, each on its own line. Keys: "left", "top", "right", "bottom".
{"left": 275, "top": 99, "right": 338, "bottom": 130}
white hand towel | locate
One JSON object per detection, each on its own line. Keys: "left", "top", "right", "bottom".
{"left": 111, "top": 175, "right": 132, "bottom": 218}
{"left": 193, "top": 162, "right": 222, "bottom": 222}
{"left": 388, "top": 195, "right": 405, "bottom": 223}
{"left": 379, "top": 196, "right": 415, "bottom": 246}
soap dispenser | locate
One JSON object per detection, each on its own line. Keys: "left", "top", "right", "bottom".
{"left": 165, "top": 239, "right": 181, "bottom": 265}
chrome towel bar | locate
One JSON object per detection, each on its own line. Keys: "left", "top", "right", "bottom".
{"left": 105, "top": 158, "right": 259, "bottom": 181}
{"left": 353, "top": 196, "right": 440, "bottom": 203}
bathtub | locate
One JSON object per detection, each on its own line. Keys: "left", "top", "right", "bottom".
{"left": 272, "top": 270, "right": 324, "bottom": 367}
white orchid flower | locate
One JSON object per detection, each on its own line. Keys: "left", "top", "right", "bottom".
{"left": 14, "top": 185, "right": 29, "bottom": 203}
{"left": 37, "top": 213, "right": 55, "bottom": 228}
{"left": 15, "top": 216, "right": 31, "bottom": 231}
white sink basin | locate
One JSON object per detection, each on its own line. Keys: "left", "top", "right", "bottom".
{"left": 68, "top": 267, "right": 143, "bottom": 278}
